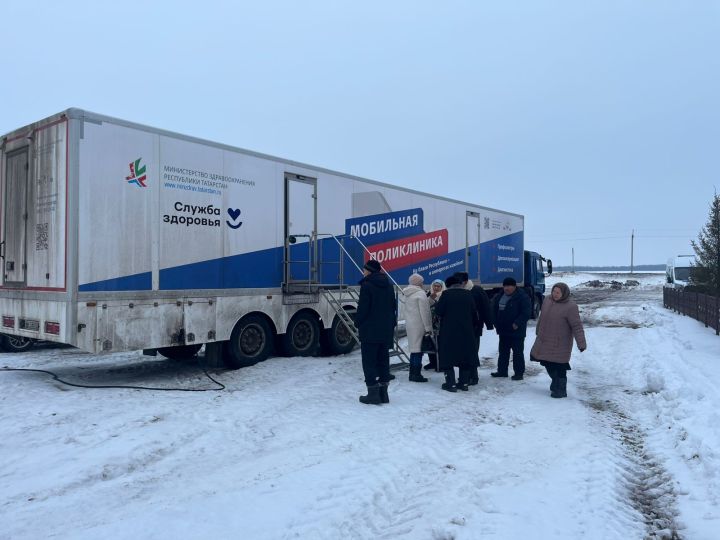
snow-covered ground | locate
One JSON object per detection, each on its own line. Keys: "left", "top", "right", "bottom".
{"left": 1, "top": 273, "right": 718, "bottom": 539}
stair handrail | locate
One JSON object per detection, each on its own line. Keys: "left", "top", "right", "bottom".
{"left": 316, "top": 233, "right": 364, "bottom": 281}
{"left": 350, "top": 234, "right": 404, "bottom": 293}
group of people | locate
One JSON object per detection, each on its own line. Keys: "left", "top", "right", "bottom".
{"left": 354, "top": 259, "right": 587, "bottom": 405}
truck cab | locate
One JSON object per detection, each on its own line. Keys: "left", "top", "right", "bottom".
{"left": 524, "top": 251, "right": 552, "bottom": 319}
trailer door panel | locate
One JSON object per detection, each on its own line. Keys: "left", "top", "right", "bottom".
{"left": 25, "top": 123, "right": 67, "bottom": 289}
{"left": 284, "top": 173, "right": 317, "bottom": 288}
{"left": 3, "top": 149, "right": 29, "bottom": 285}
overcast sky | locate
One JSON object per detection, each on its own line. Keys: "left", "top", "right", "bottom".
{"left": 2, "top": 0, "right": 718, "bottom": 266}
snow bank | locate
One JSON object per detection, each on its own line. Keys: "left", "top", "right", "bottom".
{"left": 547, "top": 271, "right": 665, "bottom": 290}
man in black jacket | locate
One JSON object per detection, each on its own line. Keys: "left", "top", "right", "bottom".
{"left": 454, "top": 272, "right": 494, "bottom": 385}
{"left": 355, "top": 259, "right": 397, "bottom": 405}
{"left": 435, "top": 275, "right": 480, "bottom": 392}
{"left": 491, "top": 277, "right": 531, "bottom": 380}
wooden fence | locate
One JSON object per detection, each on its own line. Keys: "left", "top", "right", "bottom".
{"left": 663, "top": 287, "right": 720, "bottom": 335}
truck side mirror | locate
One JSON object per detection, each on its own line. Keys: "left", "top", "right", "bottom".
{"left": 546, "top": 259, "right": 553, "bottom": 275}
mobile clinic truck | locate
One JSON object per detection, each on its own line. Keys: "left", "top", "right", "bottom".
{"left": 0, "top": 109, "right": 550, "bottom": 364}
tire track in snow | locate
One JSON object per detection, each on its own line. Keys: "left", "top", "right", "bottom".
{"left": 573, "top": 285, "right": 684, "bottom": 538}
{"left": 580, "top": 380, "right": 683, "bottom": 539}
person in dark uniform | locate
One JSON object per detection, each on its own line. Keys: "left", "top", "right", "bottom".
{"left": 354, "top": 259, "right": 397, "bottom": 405}
{"left": 454, "top": 271, "right": 494, "bottom": 384}
{"left": 491, "top": 277, "right": 531, "bottom": 380}
{"left": 434, "top": 275, "right": 480, "bottom": 392}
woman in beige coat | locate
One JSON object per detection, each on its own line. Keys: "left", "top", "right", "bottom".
{"left": 403, "top": 273, "right": 433, "bottom": 382}
{"left": 530, "top": 282, "right": 587, "bottom": 398}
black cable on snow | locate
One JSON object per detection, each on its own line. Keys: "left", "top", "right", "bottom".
{"left": 0, "top": 356, "right": 225, "bottom": 392}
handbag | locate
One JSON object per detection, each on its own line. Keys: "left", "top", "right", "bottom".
{"left": 421, "top": 333, "right": 437, "bottom": 353}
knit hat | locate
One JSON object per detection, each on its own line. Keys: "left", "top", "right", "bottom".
{"left": 409, "top": 273, "right": 424, "bottom": 286}
{"left": 502, "top": 277, "right": 517, "bottom": 287}
{"left": 363, "top": 259, "right": 382, "bottom": 273}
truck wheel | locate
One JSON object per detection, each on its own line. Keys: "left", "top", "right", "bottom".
{"left": 281, "top": 312, "right": 320, "bottom": 357}
{"left": 225, "top": 315, "right": 274, "bottom": 369}
{"left": 0, "top": 334, "right": 35, "bottom": 353}
{"left": 532, "top": 296, "right": 541, "bottom": 319}
{"left": 157, "top": 344, "right": 202, "bottom": 360}
{"left": 320, "top": 315, "right": 356, "bottom": 356}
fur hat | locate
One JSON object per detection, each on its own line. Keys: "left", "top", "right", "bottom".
{"left": 409, "top": 273, "right": 424, "bottom": 286}
{"left": 454, "top": 271, "right": 469, "bottom": 282}
{"left": 363, "top": 259, "right": 382, "bottom": 273}
{"left": 445, "top": 275, "right": 461, "bottom": 288}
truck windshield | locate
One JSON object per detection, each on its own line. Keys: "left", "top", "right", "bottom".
{"left": 674, "top": 267, "right": 690, "bottom": 281}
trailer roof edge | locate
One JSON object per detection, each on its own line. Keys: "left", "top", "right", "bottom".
{"left": 11, "top": 108, "right": 525, "bottom": 220}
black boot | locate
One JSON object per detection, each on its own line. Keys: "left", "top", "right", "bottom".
{"left": 468, "top": 367, "right": 479, "bottom": 385}
{"left": 546, "top": 365, "right": 558, "bottom": 393}
{"left": 442, "top": 369, "right": 457, "bottom": 392}
{"left": 378, "top": 382, "right": 390, "bottom": 404}
{"left": 424, "top": 354, "right": 438, "bottom": 371}
{"left": 409, "top": 364, "right": 428, "bottom": 383}
{"left": 456, "top": 369, "right": 469, "bottom": 391}
{"left": 359, "top": 384, "right": 382, "bottom": 405}
{"left": 491, "top": 371, "right": 508, "bottom": 378}
{"left": 551, "top": 377, "right": 567, "bottom": 398}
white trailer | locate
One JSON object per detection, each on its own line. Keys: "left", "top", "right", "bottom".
{"left": 0, "top": 109, "right": 525, "bottom": 365}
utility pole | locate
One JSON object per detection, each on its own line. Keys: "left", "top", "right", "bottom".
{"left": 630, "top": 230, "right": 635, "bottom": 274}
{"left": 572, "top": 247, "right": 575, "bottom": 273}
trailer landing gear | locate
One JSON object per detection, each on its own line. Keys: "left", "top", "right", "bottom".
{"left": 157, "top": 344, "right": 203, "bottom": 360}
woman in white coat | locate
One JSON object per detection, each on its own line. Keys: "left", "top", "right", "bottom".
{"left": 403, "top": 273, "right": 433, "bottom": 382}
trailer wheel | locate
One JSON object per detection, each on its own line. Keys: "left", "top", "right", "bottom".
{"left": 225, "top": 315, "right": 273, "bottom": 369}
{"left": 0, "top": 334, "right": 35, "bottom": 353}
{"left": 157, "top": 344, "right": 202, "bottom": 360}
{"left": 281, "top": 312, "right": 320, "bottom": 357}
{"left": 320, "top": 315, "right": 356, "bottom": 356}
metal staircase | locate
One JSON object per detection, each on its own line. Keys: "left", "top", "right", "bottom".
{"left": 284, "top": 232, "right": 410, "bottom": 365}
{"left": 322, "top": 285, "right": 410, "bottom": 365}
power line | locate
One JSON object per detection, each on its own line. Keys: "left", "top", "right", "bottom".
{"left": 527, "top": 234, "right": 693, "bottom": 242}
{"left": 528, "top": 229, "right": 697, "bottom": 239}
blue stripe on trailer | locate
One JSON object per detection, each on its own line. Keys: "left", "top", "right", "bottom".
{"left": 78, "top": 271, "right": 152, "bottom": 292}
